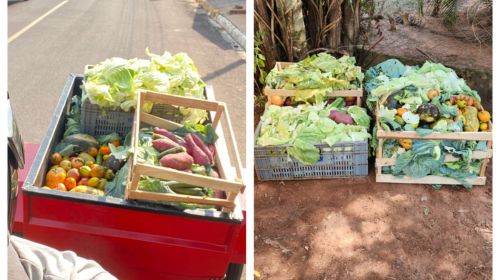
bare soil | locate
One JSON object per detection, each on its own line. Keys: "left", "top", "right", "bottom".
{"left": 254, "top": 165, "right": 492, "bottom": 279}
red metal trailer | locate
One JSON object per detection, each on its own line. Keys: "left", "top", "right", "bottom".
{"left": 10, "top": 75, "right": 246, "bottom": 280}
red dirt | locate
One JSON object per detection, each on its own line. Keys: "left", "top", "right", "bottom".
{"left": 254, "top": 165, "right": 492, "bottom": 279}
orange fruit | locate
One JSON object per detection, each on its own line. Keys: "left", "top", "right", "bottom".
{"left": 397, "top": 108, "right": 408, "bottom": 117}
{"left": 269, "top": 95, "right": 285, "bottom": 106}
{"left": 100, "top": 145, "right": 111, "bottom": 155}
{"left": 71, "top": 157, "right": 85, "bottom": 169}
{"left": 50, "top": 153, "right": 63, "bottom": 165}
{"left": 478, "top": 110, "right": 491, "bottom": 123}
{"left": 87, "top": 147, "right": 98, "bottom": 158}
{"left": 64, "top": 177, "right": 77, "bottom": 191}
{"left": 59, "top": 159, "right": 72, "bottom": 171}
{"left": 78, "top": 177, "right": 89, "bottom": 186}
{"left": 54, "top": 183, "right": 67, "bottom": 191}
{"left": 67, "top": 168, "right": 80, "bottom": 181}
{"left": 90, "top": 165, "right": 106, "bottom": 178}
{"left": 88, "top": 177, "right": 100, "bottom": 188}
{"left": 46, "top": 167, "right": 67, "bottom": 188}
{"left": 79, "top": 166, "right": 91, "bottom": 177}
{"left": 111, "top": 140, "right": 121, "bottom": 147}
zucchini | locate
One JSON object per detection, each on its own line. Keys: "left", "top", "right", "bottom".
{"left": 158, "top": 146, "right": 186, "bottom": 158}
{"left": 153, "top": 133, "right": 167, "bottom": 140}
{"left": 171, "top": 186, "right": 206, "bottom": 196}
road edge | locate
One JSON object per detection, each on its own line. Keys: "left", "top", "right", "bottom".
{"left": 196, "top": 0, "right": 246, "bottom": 50}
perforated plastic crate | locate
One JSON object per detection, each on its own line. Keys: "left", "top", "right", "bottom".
{"left": 254, "top": 122, "right": 368, "bottom": 180}
{"left": 80, "top": 94, "right": 184, "bottom": 138}
{"left": 80, "top": 100, "right": 134, "bottom": 138}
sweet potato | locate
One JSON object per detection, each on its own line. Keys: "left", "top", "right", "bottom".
{"left": 185, "top": 134, "right": 211, "bottom": 166}
{"left": 191, "top": 133, "right": 213, "bottom": 164}
{"left": 329, "top": 110, "right": 354, "bottom": 125}
{"left": 209, "top": 169, "right": 219, "bottom": 178}
{"left": 208, "top": 144, "right": 216, "bottom": 157}
{"left": 159, "top": 152, "right": 193, "bottom": 170}
{"left": 153, "top": 127, "right": 183, "bottom": 144}
{"left": 152, "top": 138, "right": 179, "bottom": 152}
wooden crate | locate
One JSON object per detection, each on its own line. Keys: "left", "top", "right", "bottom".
{"left": 263, "top": 61, "right": 363, "bottom": 106}
{"left": 125, "top": 90, "right": 245, "bottom": 213}
{"left": 374, "top": 97, "right": 493, "bottom": 186}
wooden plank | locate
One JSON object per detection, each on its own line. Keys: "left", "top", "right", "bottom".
{"left": 127, "top": 190, "right": 235, "bottom": 208}
{"left": 376, "top": 174, "right": 486, "bottom": 185}
{"left": 377, "top": 130, "right": 492, "bottom": 141}
{"left": 211, "top": 104, "right": 224, "bottom": 128}
{"left": 134, "top": 164, "right": 243, "bottom": 193}
{"left": 480, "top": 139, "right": 493, "bottom": 176}
{"left": 222, "top": 192, "right": 238, "bottom": 213}
{"left": 222, "top": 104, "right": 244, "bottom": 180}
{"left": 140, "top": 90, "right": 221, "bottom": 111}
{"left": 376, "top": 138, "right": 384, "bottom": 175}
{"left": 140, "top": 112, "right": 182, "bottom": 130}
{"left": 263, "top": 87, "right": 363, "bottom": 97}
{"left": 376, "top": 149, "right": 493, "bottom": 167}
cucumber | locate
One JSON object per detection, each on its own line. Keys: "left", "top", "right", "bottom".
{"left": 96, "top": 151, "right": 103, "bottom": 165}
{"left": 171, "top": 186, "right": 206, "bottom": 196}
{"left": 158, "top": 146, "right": 186, "bottom": 158}
{"left": 153, "top": 133, "right": 167, "bottom": 140}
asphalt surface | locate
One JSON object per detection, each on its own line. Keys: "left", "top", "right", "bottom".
{"left": 8, "top": 0, "right": 246, "bottom": 163}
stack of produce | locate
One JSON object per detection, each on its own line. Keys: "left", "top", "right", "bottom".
{"left": 256, "top": 98, "right": 371, "bottom": 165}
{"left": 44, "top": 92, "right": 222, "bottom": 210}
{"left": 82, "top": 49, "right": 207, "bottom": 124}
{"left": 265, "top": 53, "right": 364, "bottom": 105}
{"left": 365, "top": 59, "right": 492, "bottom": 187}
{"left": 44, "top": 133, "right": 126, "bottom": 196}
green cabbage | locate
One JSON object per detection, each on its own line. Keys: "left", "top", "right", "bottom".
{"left": 82, "top": 49, "right": 207, "bottom": 124}
{"left": 256, "top": 101, "right": 371, "bottom": 165}
{"left": 265, "top": 53, "right": 363, "bottom": 103}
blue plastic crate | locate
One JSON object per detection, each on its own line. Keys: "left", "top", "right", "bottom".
{"left": 254, "top": 122, "right": 369, "bottom": 181}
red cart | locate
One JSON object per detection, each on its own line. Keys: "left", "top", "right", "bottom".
{"left": 9, "top": 75, "right": 246, "bottom": 280}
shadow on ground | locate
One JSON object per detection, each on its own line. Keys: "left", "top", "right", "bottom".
{"left": 254, "top": 164, "right": 492, "bottom": 279}
{"left": 192, "top": 8, "right": 235, "bottom": 51}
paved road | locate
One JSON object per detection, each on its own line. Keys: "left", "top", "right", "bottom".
{"left": 8, "top": 0, "right": 246, "bottom": 163}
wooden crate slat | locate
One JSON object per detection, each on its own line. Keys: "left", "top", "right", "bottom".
{"left": 376, "top": 174, "right": 486, "bottom": 185}
{"left": 127, "top": 190, "right": 235, "bottom": 208}
{"left": 141, "top": 90, "right": 222, "bottom": 111}
{"left": 133, "top": 163, "right": 243, "bottom": 193}
{"left": 140, "top": 111, "right": 182, "bottom": 130}
{"left": 263, "top": 88, "right": 363, "bottom": 97}
{"left": 376, "top": 149, "right": 493, "bottom": 167}
{"left": 377, "top": 130, "right": 492, "bottom": 141}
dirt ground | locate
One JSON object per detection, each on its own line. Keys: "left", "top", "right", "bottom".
{"left": 254, "top": 164, "right": 492, "bottom": 280}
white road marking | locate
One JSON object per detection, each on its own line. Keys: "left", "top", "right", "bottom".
{"left": 8, "top": 0, "right": 69, "bottom": 44}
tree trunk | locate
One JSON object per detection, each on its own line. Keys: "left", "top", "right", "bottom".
{"left": 328, "top": 0, "right": 344, "bottom": 49}
{"left": 254, "top": 0, "right": 277, "bottom": 69}
{"left": 341, "top": 0, "right": 360, "bottom": 52}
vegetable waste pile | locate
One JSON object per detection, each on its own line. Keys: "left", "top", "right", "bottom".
{"left": 256, "top": 98, "right": 371, "bottom": 165}
{"left": 265, "top": 53, "right": 364, "bottom": 105}
{"left": 365, "top": 59, "right": 492, "bottom": 188}
{"left": 44, "top": 95, "right": 223, "bottom": 210}
{"left": 82, "top": 49, "right": 207, "bottom": 124}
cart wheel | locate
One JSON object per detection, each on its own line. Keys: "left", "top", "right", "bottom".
{"left": 226, "top": 263, "right": 244, "bottom": 280}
